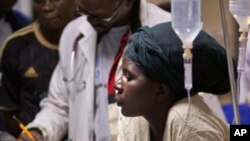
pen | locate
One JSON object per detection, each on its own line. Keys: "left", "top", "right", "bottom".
{"left": 13, "top": 116, "right": 36, "bottom": 141}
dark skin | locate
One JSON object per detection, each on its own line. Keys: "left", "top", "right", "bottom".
{"left": 17, "top": 130, "right": 44, "bottom": 141}
{"left": 115, "top": 56, "right": 175, "bottom": 141}
{"left": 33, "top": 0, "right": 76, "bottom": 44}
{"left": 75, "top": 0, "right": 135, "bottom": 35}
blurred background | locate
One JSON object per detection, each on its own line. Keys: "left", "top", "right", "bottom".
{"left": 14, "top": 0, "right": 33, "bottom": 19}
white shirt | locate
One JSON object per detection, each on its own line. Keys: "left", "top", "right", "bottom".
{"left": 94, "top": 25, "right": 129, "bottom": 140}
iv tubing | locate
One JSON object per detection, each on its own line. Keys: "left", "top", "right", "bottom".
{"left": 183, "top": 48, "right": 192, "bottom": 130}
{"left": 238, "top": 32, "right": 247, "bottom": 72}
{"left": 219, "top": 0, "right": 240, "bottom": 125}
{"left": 183, "top": 47, "right": 193, "bottom": 91}
{"left": 178, "top": 89, "right": 191, "bottom": 141}
{"left": 179, "top": 48, "right": 192, "bottom": 140}
{"left": 237, "top": 32, "right": 248, "bottom": 103}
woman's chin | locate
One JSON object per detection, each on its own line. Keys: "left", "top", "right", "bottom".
{"left": 121, "top": 108, "right": 138, "bottom": 117}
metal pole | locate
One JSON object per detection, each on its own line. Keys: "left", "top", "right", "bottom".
{"left": 218, "top": 0, "right": 240, "bottom": 125}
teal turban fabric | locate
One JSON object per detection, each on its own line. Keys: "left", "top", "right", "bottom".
{"left": 125, "top": 22, "right": 234, "bottom": 100}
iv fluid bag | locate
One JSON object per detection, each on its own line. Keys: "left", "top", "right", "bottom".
{"left": 172, "top": 0, "right": 202, "bottom": 48}
{"left": 230, "top": 0, "right": 250, "bottom": 32}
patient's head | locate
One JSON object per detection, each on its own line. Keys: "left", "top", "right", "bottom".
{"left": 115, "top": 22, "right": 233, "bottom": 117}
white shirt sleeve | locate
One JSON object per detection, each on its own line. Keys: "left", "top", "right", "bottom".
{"left": 27, "top": 63, "right": 69, "bottom": 141}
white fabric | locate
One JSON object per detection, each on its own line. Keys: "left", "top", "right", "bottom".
{"left": 27, "top": 1, "right": 171, "bottom": 141}
{"left": 117, "top": 95, "right": 229, "bottom": 141}
{"left": 94, "top": 25, "right": 129, "bottom": 141}
{"left": 198, "top": 92, "right": 226, "bottom": 121}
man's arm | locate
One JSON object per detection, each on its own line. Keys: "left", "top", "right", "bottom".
{"left": 24, "top": 64, "right": 69, "bottom": 141}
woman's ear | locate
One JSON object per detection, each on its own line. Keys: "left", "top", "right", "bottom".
{"left": 156, "top": 84, "right": 173, "bottom": 104}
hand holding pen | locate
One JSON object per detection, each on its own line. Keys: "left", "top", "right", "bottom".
{"left": 13, "top": 116, "right": 44, "bottom": 141}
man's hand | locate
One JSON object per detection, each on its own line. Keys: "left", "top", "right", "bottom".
{"left": 16, "top": 130, "right": 44, "bottom": 141}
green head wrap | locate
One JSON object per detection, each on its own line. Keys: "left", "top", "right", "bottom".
{"left": 125, "top": 22, "right": 234, "bottom": 100}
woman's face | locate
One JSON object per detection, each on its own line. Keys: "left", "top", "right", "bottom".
{"left": 115, "top": 56, "right": 160, "bottom": 117}
{"left": 34, "top": 0, "right": 75, "bottom": 31}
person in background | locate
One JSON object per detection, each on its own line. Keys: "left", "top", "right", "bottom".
{"left": 115, "top": 22, "right": 231, "bottom": 141}
{"left": 17, "top": 0, "right": 171, "bottom": 141}
{"left": 0, "top": 0, "right": 31, "bottom": 135}
{"left": 0, "top": 0, "right": 76, "bottom": 138}
{"left": 0, "top": 0, "right": 31, "bottom": 46}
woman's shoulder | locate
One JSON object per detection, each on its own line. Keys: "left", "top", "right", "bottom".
{"left": 167, "top": 95, "right": 224, "bottom": 125}
{"left": 165, "top": 95, "right": 229, "bottom": 141}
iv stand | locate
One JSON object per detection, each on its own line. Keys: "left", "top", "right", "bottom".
{"left": 219, "top": 0, "right": 240, "bottom": 125}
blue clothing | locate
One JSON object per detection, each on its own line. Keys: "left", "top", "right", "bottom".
{"left": 223, "top": 104, "right": 250, "bottom": 124}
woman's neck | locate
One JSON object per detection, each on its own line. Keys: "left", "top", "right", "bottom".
{"left": 144, "top": 107, "right": 169, "bottom": 141}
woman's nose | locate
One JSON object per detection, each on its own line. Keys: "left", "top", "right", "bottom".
{"left": 115, "top": 79, "right": 123, "bottom": 95}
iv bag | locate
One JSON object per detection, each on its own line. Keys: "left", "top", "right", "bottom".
{"left": 171, "top": 0, "right": 202, "bottom": 47}
{"left": 230, "top": 0, "right": 250, "bottom": 32}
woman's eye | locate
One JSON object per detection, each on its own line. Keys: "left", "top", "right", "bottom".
{"left": 124, "top": 72, "right": 132, "bottom": 81}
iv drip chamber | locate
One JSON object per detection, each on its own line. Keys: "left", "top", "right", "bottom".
{"left": 230, "top": 0, "right": 250, "bottom": 32}
{"left": 171, "top": 0, "right": 203, "bottom": 47}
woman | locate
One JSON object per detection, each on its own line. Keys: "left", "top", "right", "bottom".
{"left": 115, "top": 22, "right": 231, "bottom": 141}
